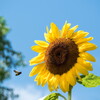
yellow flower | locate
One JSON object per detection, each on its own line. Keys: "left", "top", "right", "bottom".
{"left": 29, "top": 22, "right": 97, "bottom": 92}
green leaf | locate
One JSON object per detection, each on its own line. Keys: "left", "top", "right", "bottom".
{"left": 77, "top": 73, "right": 100, "bottom": 88}
{"left": 44, "top": 93, "right": 67, "bottom": 100}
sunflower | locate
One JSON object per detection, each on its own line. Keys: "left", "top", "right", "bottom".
{"left": 29, "top": 22, "right": 97, "bottom": 92}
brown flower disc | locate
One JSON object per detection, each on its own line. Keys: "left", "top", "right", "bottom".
{"left": 45, "top": 38, "right": 79, "bottom": 75}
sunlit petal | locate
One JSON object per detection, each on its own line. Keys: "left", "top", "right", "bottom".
{"left": 29, "top": 53, "right": 45, "bottom": 65}
{"left": 61, "top": 23, "right": 71, "bottom": 38}
{"left": 78, "top": 42, "right": 97, "bottom": 52}
{"left": 34, "top": 40, "right": 49, "bottom": 47}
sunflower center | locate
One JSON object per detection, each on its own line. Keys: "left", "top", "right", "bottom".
{"left": 51, "top": 45, "right": 68, "bottom": 65}
{"left": 45, "top": 38, "right": 79, "bottom": 75}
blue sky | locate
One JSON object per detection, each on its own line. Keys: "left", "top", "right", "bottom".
{"left": 0, "top": 0, "right": 100, "bottom": 100}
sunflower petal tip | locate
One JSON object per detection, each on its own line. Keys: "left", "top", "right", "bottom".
{"left": 94, "top": 59, "right": 96, "bottom": 62}
{"left": 50, "top": 22, "right": 54, "bottom": 26}
{"left": 46, "top": 26, "right": 49, "bottom": 33}
{"left": 31, "top": 46, "right": 33, "bottom": 49}
{"left": 29, "top": 60, "right": 32, "bottom": 65}
{"left": 34, "top": 40, "right": 37, "bottom": 43}
{"left": 94, "top": 45, "right": 98, "bottom": 50}
{"left": 29, "top": 61, "right": 35, "bottom": 66}
{"left": 29, "top": 63, "right": 32, "bottom": 66}
{"left": 29, "top": 73, "right": 32, "bottom": 77}
{"left": 76, "top": 25, "right": 79, "bottom": 27}
{"left": 91, "top": 37, "right": 94, "bottom": 39}
{"left": 96, "top": 45, "right": 98, "bottom": 48}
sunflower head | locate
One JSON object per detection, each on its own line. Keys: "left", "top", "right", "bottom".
{"left": 29, "top": 22, "right": 97, "bottom": 92}
{"left": 45, "top": 38, "right": 79, "bottom": 75}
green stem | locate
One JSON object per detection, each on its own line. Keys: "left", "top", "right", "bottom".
{"left": 68, "top": 86, "right": 73, "bottom": 100}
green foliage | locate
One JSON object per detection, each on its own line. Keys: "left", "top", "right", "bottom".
{"left": 77, "top": 73, "right": 100, "bottom": 88}
{"left": 0, "top": 16, "right": 26, "bottom": 82}
{"left": 44, "top": 93, "right": 67, "bottom": 100}
{"left": 0, "top": 17, "right": 9, "bottom": 36}
{"left": 0, "top": 68, "right": 10, "bottom": 82}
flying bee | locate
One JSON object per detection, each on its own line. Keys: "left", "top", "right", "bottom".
{"left": 13, "top": 70, "right": 22, "bottom": 76}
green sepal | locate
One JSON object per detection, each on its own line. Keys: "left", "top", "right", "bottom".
{"left": 44, "top": 93, "right": 67, "bottom": 100}
{"left": 77, "top": 73, "right": 100, "bottom": 88}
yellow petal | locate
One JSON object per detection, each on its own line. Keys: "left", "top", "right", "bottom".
{"left": 71, "top": 31, "right": 89, "bottom": 40}
{"left": 59, "top": 74, "right": 69, "bottom": 92}
{"left": 34, "top": 40, "right": 49, "bottom": 47}
{"left": 29, "top": 53, "right": 45, "bottom": 65}
{"left": 36, "top": 74, "right": 42, "bottom": 85}
{"left": 50, "top": 23, "right": 60, "bottom": 39}
{"left": 77, "top": 57, "right": 93, "bottom": 71}
{"left": 75, "top": 37, "right": 93, "bottom": 44}
{"left": 70, "top": 67, "right": 77, "bottom": 77}
{"left": 48, "top": 75, "right": 55, "bottom": 92}
{"left": 59, "top": 75, "right": 67, "bottom": 92}
{"left": 29, "top": 63, "right": 45, "bottom": 77}
{"left": 34, "top": 68, "right": 46, "bottom": 82}
{"left": 63, "top": 80, "right": 69, "bottom": 92}
{"left": 79, "top": 52, "right": 96, "bottom": 62}
{"left": 48, "top": 85, "right": 54, "bottom": 92}
{"left": 35, "top": 68, "right": 47, "bottom": 85}
{"left": 31, "top": 45, "right": 47, "bottom": 53}
{"left": 46, "top": 26, "right": 49, "bottom": 33}
{"left": 41, "top": 71, "right": 50, "bottom": 87}
{"left": 78, "top": 42, "right": 97, "bottom": 52}
{"left": 61, "top": 23, "right": 71, "bottom": 38}
{"left": 36, "top": 71, "right": 52, "bottom": 86}
{"left": 47, "top": 73, "right": 54, "bottom": 82}
{"left": 44, "top": 33, "right": 53, "bottom": 43}
{"left": 51, "top": 75, "right": 60, "bottom": 90}
{"left": 60, "top": 81, "right": 66, "bottom": 92}
{"left": 34, "top": 74, "right": 40, "bottom": 81}
{"left": 67, "top": 25, "right": 78, "bottom": 38}
{"left": 75, "top": 63, "right": 88, "bottom": 75}
{"left": 39, "top": 70, "right": 49, "bottom": 86}
{"left": 72, "top": 67, "right": 82, "bottom": 80}
{"left": 65, "top": 71, "right": 76, "bottom": 86}
{"left": 62, "top": 74, "right": 69, "bottom": 92}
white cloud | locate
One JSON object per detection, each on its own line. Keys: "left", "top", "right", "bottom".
{"left": 8, "top": 84, "right": 49, "bottom": 100}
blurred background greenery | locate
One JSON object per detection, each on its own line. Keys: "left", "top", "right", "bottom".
{"left": 0, "top": 16, "right": 26, "bottom": 100}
